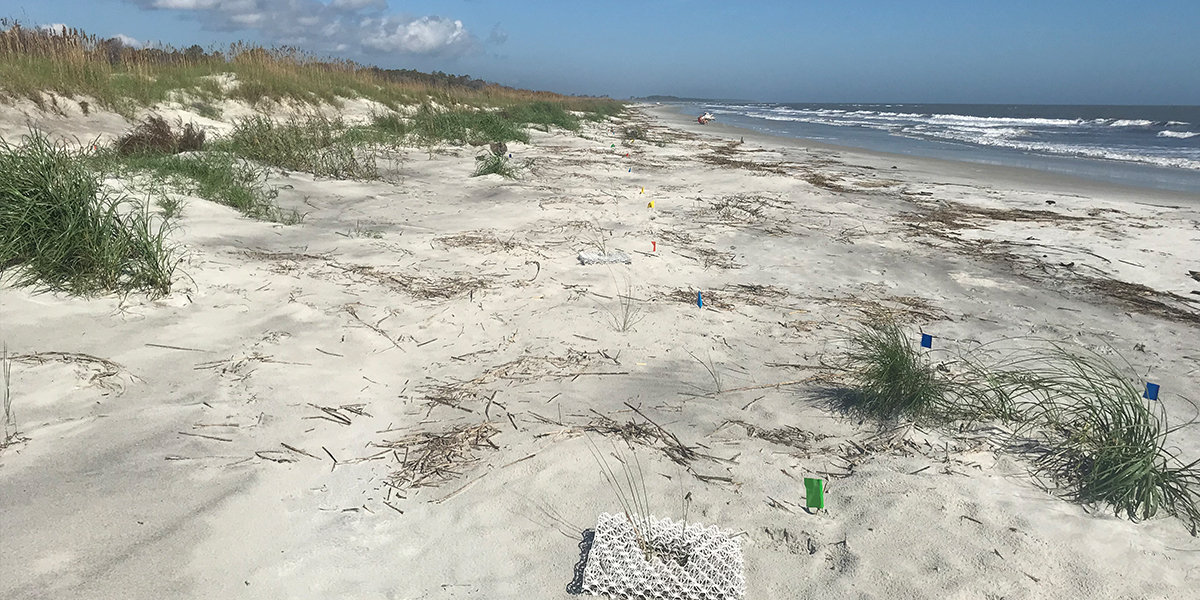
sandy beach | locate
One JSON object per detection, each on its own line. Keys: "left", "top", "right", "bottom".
{"left": 3, "top": 99, "right": 1200, "bottom": 600}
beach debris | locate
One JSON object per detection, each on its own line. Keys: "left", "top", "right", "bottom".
{"left": 1145, "top": 382, "right": 1160, "bottom": 400}
{"left": 376, "top": 422, "right": 499, "bottom": 489}
{"left": 578, "top": 250, "right": 632, "bottom": 265}
{"left": 804, "top": 478, "right": 825, "bottom": 510}
{"left": 582, "top": 512, "right": 745, "bottom": 600}
{"left": 1189, "top": 271, "right": 1200, "bottom": 282}
{"left": 921, "top": 333, "right": 933, "bottom": 348}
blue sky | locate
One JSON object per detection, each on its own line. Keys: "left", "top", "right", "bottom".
{"left": 6, "top": 0, "right": 1199, "bottom": 104}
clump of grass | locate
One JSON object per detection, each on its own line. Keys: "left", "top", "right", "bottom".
{"left": 599, "top": 277, "right": 646, "bottom": 333}
{"left": 984, "top": 346, "right": 1200, "bottom": 533}
{"left": 473, "top": 153, "right": 517, "bottom": 178}
{"left": 116, "top": 115, "right": 205, "bottom": 155}
{"left": 0, "top": 130, "right": 176, "bottom": 296}
{"left": 838, "top": 319, "right": 949, "bottom": 420}
{"left": 220, "top": 115, "right": 376, "bottom": 179}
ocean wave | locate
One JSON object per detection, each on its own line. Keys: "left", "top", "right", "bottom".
{"left": 1157, "top": 130, "right": 1199, "bottom": 139}
{"left": 912, "top": 128, "right": 1200, "bottom": 170}
{"left": 1109, "top": 119, "right": 1157, "bottom": 127}
{"left": 707, "top": 103, "right": 1200, "bottom": 170}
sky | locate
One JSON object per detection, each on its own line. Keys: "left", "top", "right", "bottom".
{"left": 4, "top": 0, "right": 1199, "bottom": 104}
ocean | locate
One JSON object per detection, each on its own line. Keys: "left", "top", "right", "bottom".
{"left": 680, "top": 102, "right": 1200, "bottom": 194}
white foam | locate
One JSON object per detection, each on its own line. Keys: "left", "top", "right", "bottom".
{"left": 1110, "top": 119, "right": 1157, "bottom": 127}
{"left": 1157, "top": 130, "right": 1199, "bottom": 139}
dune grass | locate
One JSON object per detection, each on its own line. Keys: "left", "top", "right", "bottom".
{"left": 0, "top": 130, "right": 177, "bottom": 296}
{"left": 408, "top": 105, "right": 531, "bottom": 147}
{"left": 0, "top": 21, "right": 624, "bottom": 120}
{"left": 472, "top": 153, "right": 517, "bottom": 179}
{"left": 837, "top": 319, "right": 1200, "bottom": 534}
{"left": 838, "top": 320, "right": 949, "bottom": 420}
{"left": 216, "top": 115, "right": 380, "bottom": 180}
{"left": 984, "top": 347, "right": 1200, "bottom": 532}
{"left": 99, "top": 149, "right": 298, "bottom": 223}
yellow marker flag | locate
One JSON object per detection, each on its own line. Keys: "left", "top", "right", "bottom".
{"left": 648, "top": 201, "right": 655, "bottom": 208}
{"left": 640, "top": 187, "right": 645, "bottom": 194}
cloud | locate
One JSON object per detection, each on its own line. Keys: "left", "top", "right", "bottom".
{"left": 37, "top": 23, "right": 69, "bottom": 35}
{"left": 486, "top": 24, "right": 507, "bottom": 46}
{"left": 125, "top": 0, "right": 479, "bottom": 58}
{"left": 113, "top": 34, "right": 144, "bottom": 48}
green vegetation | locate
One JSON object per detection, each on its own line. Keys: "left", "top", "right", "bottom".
{"left": 0, "top": 20, "right": 624, "bottom": 120}
{"left": 472, "top": 153, "right": 517, "bottom": 179}
{"left": 839, "top": 320, "right": 949, "bottom": 420}
{"left": 218, "top": 115, "right": 378, "bottom": 180}
{"left": 0, "top": 130, "right": 177, "bottom": 296}
{"left": 985, "top": 347, "right": 1200, "bottom": 531}
{"left": 98, "top": 149, "right": 297, "bottom": 223}
{"left": 407, "top": 106, "right": 530, "bottom": 147}
{"left": 837, "top": 319, "right": 1200, "bottom": 535}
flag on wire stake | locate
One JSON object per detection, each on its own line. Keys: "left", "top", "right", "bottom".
{"left": 1145, "top": 382, "right": 1160, "bottom": 401}
{"left": 920, "top": 334, "right": 933, "bottom": 349}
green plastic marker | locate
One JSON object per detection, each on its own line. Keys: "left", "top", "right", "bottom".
{"left": 804, "top": 477, "right": 824, "bottom": 510}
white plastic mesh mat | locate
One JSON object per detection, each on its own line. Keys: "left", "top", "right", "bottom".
{"left": 582, "top": 513, "right": 745, "bottom": 600}
{"left": 578, "top": 251, "right": 631, "bottom": 265}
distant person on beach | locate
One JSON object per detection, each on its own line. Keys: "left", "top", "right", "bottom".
{"left": 698, "top": 112, "right": 715, "bottom": 124}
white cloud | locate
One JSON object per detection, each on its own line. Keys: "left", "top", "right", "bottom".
{"left": 37, "top": 23, "right": 69, "bottom": 35}
{"left": 113, "top": 34, "right": 144, "bottom": 48}
{"left": 361, "top": 16, "right": 472, "bottom": 56}
{"left": 125, "top": 0, "right": 480, "bottom": 58}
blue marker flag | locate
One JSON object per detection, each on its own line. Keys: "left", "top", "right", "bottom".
{"left": 1145, "top": 382, "right": 1160, "bottom": 401}
{"left": 920, "top": 334, "right": 933, "bottom": 348}
{"left": 697, "top": 291, "right": 703, "bottom": 308}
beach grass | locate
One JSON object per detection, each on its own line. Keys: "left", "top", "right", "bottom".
{"left": 99, "top": 148, "right": 297, "bottom": 223}
{"left": 838, "top": 319, "right": 949, "bottom": 420}
{"left": 410, "top": 105, "right": 531, "bottom": 147}
{"left": 217, "top": 115, "right": 379, "bottom": 180}
{"left": 0, "top": 129, "right": 177, "bottom": 296}
{"left": 472, "top": 153, "right": 517, "bottom": 179}
{"left": 837, "top": 319, "right": 1200, "bottom": 534}
{"left": 984, "top": 347, "right": 1200, "bottom": 533}
{"left": 0, "top": 20, "right": 624, "bottom": 120}
{"left": 1, "top": 344, "right": 15, "bottom": 449}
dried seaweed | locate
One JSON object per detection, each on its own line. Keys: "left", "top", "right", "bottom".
{"left": 377, "top": 422, "right": 500, "bottom": 489}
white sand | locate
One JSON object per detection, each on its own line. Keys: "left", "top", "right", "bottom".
{"left": 2, "top": 99, "right": 1200, "bottom": 599}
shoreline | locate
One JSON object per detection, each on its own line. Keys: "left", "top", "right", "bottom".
{"left": 648, "top": 103, "right": 1200, "bottom": 208}
{"left": 2, "top": 100, "right": 1199, "bottom": 599}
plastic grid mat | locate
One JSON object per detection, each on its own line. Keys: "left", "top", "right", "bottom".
{"left": 582, "top": 513, "right": 745, "bottom": 600}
